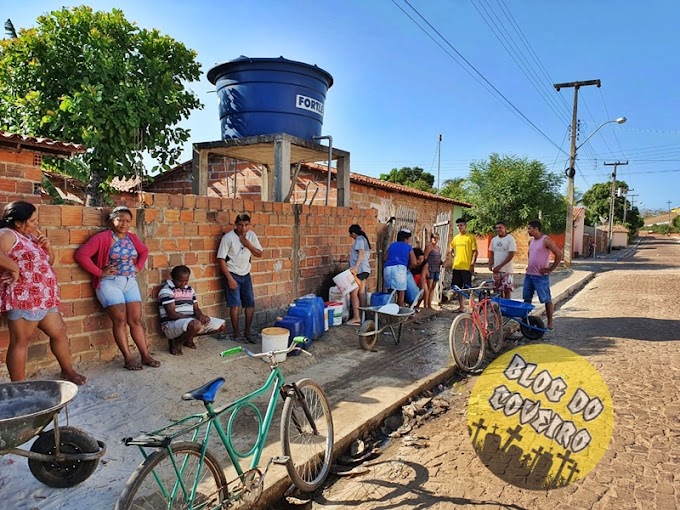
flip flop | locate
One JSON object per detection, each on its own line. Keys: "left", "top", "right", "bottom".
{"left": 347, "top": 320, "right": 362, "bottom": 326}
{"left": 142, "top": 358, "right": 161, "bottom": 368}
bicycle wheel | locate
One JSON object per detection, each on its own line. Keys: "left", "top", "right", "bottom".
{"left": 486, "top": 302, "right": 505, "bottom": 354}
{"left": 449, "top": 312, "right": 485, "bottom": 372}
{"left": 115, "top": 441, "right": 227, "bottom": 510}
{"left": 281, "top": 379, "right": 334, "bottom": 492}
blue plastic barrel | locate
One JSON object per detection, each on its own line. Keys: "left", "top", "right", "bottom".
{"left": 207, "top": 56, "right": 334, "bottom": 140}
{"left": 286, "top": 306, "right": 314, "bottom": 340}
{"left": 371, "top": 292, "right": 395, "bottom": 307}
{"left": 295, "top": 297, "right": 323, "bottom": 340}
{"left": 275, "top": 316, "right": 308, "bottom": 357}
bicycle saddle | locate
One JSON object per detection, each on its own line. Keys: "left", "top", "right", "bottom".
{"left": 182, "top": 377, "right": 225, "bottom": 403}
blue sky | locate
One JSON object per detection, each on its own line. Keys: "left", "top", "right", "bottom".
{"left": 7, "top": 1, "right": 680, "bottom": 211}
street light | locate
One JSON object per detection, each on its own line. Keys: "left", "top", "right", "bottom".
{"left": 564, "top": 116, "right": 627, "bottom": 266}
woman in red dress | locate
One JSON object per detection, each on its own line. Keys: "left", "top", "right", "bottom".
{"left": 0, "top": 201, "right": 86, "bottom": 384}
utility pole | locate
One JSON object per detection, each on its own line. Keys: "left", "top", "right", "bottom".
{"left": 624, "top": 191, "right": 638, "bottom": 224}
{"left": 436, "top": 134, "right": 442, "bottom": 195}
{"left": 605, "top": 161, "right": 628, "bottom": 252}
{"left": 668, "top": 200, "right": 673, "bottom": 227}
{"left": 554, "top": 79, "right": 601, "bottom": 266}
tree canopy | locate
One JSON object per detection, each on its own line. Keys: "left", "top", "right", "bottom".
{"left": 379, "top": 167, "right": 436, "bottom": 193}
{"left": 580, "top": 181, "right": 644, "bottom": 239}
{"left": 438, "top": 177, "right": 468, "bottom": 202}
{"left": 0, "top": 7, "right": 203, "bottom": 204}
{"left": 462, "top": 153, "right": 566, "bottom": 233}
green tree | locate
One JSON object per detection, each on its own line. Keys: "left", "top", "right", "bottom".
{"left": 580, "top": 181, "right": 644, "bottom": 240}
{"left": 379, "top": 167, "right": 436, "bottom": 193}
{"left": 0, "top": 7, "right": 202, "bottom": 204}
{"left": 463, "top": 153, "right": 566, "bottom": 233}
{"left": 438, "top": 177, "right": 469, "bottom": 202}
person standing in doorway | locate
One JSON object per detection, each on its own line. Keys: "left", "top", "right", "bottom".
{"left": 523, "top": 220, "right": 563, "bottom": 332}
{"left": 450, "top": 218, "right": 477, "bottom": 312}
{"left": 488, "top": 221, "right": 517, "bottom": 299}
{"left": 217, "top": 214, "right": 263, "bottom": 343}
{"left": 423, "top": 233, "right": 443, "bottom": 309}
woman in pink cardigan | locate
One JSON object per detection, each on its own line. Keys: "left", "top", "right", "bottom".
{"left": 75, "top": 207, "right": 160, "bottom": 370}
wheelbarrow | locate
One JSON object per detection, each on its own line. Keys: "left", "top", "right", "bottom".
{"left": 0, "top": 380, "right": 106, "bottom": 488}
{"left": 357, "top": 304, "right": 416, "bottom": 350}
{"left": 491, "top": 296, "right": 547, "bottom": 340}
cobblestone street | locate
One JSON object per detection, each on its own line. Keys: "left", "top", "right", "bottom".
{"left": 312, "top": 235, "right": 680, "bottom": 510}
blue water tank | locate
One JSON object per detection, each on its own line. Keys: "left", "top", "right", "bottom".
{"left": 286, "top": 306, "right": 314, "bottom": 340}
{"left": 207, "top": 56, "right": 334, "bottom": 140}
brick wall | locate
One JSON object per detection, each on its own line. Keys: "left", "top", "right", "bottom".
{"left": 0, "top": 156, "right": 377, "bottom": 377}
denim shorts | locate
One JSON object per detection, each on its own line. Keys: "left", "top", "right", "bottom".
{"left": 96, "top": 275, "right": 142, "bottom": 308}
{"left": 428, "top": 270, "right": 441, "bottom": 282}
{"left": 7, "top": 307, "right": 59, "bottom": 321}
{"left": 225, "top": 273, "right": 255, "bottom": 308}
{"left": 523, "top": 274, "right": 552, "bottom": 304}
{"left": 384, "top": 265, "right": 407, "bottom": 291}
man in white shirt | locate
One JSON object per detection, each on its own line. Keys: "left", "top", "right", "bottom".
{"left": 488, "top": 221, "right": 517, "bottom": 299}
{"left": 217, "top": 214, "right": 263, "bottom": 343}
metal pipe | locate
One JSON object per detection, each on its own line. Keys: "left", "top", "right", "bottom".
{"left": 313, "top": 135, "right": 333, "bottom": 206}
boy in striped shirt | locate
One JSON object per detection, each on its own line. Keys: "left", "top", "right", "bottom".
{"left": 159, "top": 265, "right": 226, "bottom": 355}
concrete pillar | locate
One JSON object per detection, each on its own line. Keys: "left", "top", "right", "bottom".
{"left": 336, "top": 153, "right": 350, "bottom": 207}
{"left": 191, "top": 146, "right": 209, "bottom": 195}
{"left": 273, "top": 138, "right": 291, "bottom": 202}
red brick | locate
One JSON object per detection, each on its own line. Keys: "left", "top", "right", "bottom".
{"left": 0, "top": 179, "right": 17, "bottom": 192}
{"left": 39, "top": 205, "right": 62, "bottom": 226}
{"left": 61, "top": 206, "right": 82, "bottom": 226}
{"left": 70, "top": 229, "right": 92, "bottom": 245}
{"left": 165, "top": 209, "right": 180, "bottom": 222}
{"left": 16, "top": 181, "right": 34, "bottom": 194}
{"left": 59, "top": 283, "right": 81, "bottom": 299}
{"left": 46, "top": 227, "right": 70, "bottom": 246}
{"left": 59, "top": 248, "right": 76, "bottom": 264}
{"left": 82, "top": 207, "right": 104, "bottom": 226}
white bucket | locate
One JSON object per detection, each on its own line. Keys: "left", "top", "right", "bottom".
{"left": 329, "top": 286, "right": 343, "bottom": 304}
{"left": 332, "top": 269, "right": 359, "bottom": 295}
{"left": 327, "top": 302, "right": 343, "bottom": 326}
{"left": 261, "top": 327, "right": 289, "bottom": 362}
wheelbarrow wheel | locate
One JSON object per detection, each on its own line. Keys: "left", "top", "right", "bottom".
{"left": 358, "top": 320, "right": 377, "bottom": 350}
{"left": 28, "top": 426, "right": 100, "bottom": 488}
{"left": 520, "top": 316, "right": 545, "bottom": 341}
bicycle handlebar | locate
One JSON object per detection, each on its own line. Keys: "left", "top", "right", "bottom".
{"left": 219, "top": 337, "right": 312, "bottom": 361}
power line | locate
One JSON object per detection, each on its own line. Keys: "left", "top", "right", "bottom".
{"left": 393, "top": 0, "right": 567, "bottom": 154}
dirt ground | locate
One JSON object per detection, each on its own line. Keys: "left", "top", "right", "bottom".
{"left": 304, "top": 235, "right": 680, "bottom": 510}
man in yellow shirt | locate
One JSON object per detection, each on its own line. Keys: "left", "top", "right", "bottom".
{"left": 450, "top": 218, "right": 478, "bottom": 312}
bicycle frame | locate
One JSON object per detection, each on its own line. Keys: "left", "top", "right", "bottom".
{"left": 133, "top": 366, "right": 288, "bottom": 497}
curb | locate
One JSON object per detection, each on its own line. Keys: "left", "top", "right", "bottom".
{"left": 255, "top": 363, "right": 459, "bottom": 508}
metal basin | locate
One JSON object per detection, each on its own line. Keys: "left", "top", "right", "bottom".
{"left": 0, "top": 381, "right": 78, "bottom": 451}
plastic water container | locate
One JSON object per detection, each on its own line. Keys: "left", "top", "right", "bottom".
{"left": 286, "top": 305, "right": 315, "bottom": 340}
{"left": 261, "top": 327, "right": 289, "bottom": 362}
{"left": 329, "top": 285, "right": 343, "bottom": 303}
{"left": 371, "top": 291, "right": 395, "bottom": 307}
{"left": 275, "top": 316, "right": 312, "bottom": 358}
{"left": 296, "top": 297, "right": 324, "bottom": 339}
{"left": 325, "top": 301, "right": 343, "bottom": 326}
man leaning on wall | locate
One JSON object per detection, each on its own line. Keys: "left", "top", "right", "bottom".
{"left": 216, "top": 213, "right": 263, "bottom": 343}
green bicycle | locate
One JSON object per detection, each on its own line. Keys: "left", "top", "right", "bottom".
{"left": 115, "top": 339, "right": 334, "bottom": 509}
